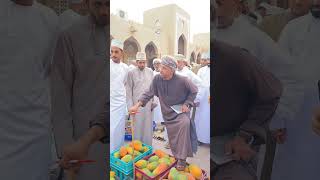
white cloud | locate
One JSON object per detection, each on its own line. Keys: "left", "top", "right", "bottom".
{"left": 111, "top": 0, "right": 210, "bottom": 40}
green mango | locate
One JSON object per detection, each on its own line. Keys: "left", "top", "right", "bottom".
{"left": 146, "top": 161, "right": 159, "bottom": 171}
{"left": 148, "top": 155, "right": 159, "bottom": 163}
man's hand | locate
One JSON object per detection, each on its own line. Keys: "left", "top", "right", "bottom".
{"left": 225, "top": 136, "right": 256, "bottom": 161}
{"left": 59, "top": 139, "right": 90, "bottom": 173}
{"left": 59, "top": 125, "right": 105, "bottom": 173}
{"left": 272, "top": 128, "right": 287, "bottom": 144}
{"left": 181, "top": 104, "right": 190, "bottom": 113}
{"left": 129, "top": 102, "right": 141, "bottom": 114}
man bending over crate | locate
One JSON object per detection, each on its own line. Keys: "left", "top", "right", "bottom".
{"left": 129, "top": 55, "right": 198, "bottom": 171}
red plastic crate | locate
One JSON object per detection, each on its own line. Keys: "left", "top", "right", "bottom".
{"left": 134, "top": 153, "right": 177, "bottom": 180}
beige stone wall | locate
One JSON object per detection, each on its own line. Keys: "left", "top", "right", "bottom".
{"left": 111, "top": 4, "right": 209, "bottom": 65}
{"left": 189, "top": 33, "right": 210, "bottom": 64}
{"left": 143, "top": 4, "right": 190, "bottom": 58}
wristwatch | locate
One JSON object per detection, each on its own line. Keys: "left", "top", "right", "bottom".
{"left": 237, "top": 130, "right": 255, "bottom": 145}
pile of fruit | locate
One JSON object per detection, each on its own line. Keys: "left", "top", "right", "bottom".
{"left": 110, "top": 171, "right": 116, "bottom": 180}
{"left": 135, "top": 150, "right": 176, "bottom": 178}
{"left": 113, "top": 140, "right": 149, "bottom": 163}
{"left": 167, "top": 164, "right": 203, "bottom": 180}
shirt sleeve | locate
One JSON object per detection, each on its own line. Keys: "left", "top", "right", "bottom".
{"left": 139, "top": 75, "right": 157, "bottom": 107}
{"left": 238, "top": 50, "right": 283, "bottom": 142}
{"left": 51, "top": 32, "right": 76, "bottom": 157}
{"left": 183, "top": 78, "right": 198, "bottom": 107}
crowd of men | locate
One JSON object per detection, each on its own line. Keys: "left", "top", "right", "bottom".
{"left": 110, "top": 39, "right": 211, "bottom": 171}
{"left": 213, "top": 0, "right": 320, "bottom": 180}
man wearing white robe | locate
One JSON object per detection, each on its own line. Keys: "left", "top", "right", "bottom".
{"left": 59, "top": 0, "right": 85, "bottom": 30}
{"left": 110, "top": 39, "right": 129, "bottom": 152}
{"left": 152, "top": 59, "right": 164, "bottom": 124}
{"left": 0, "top": 0, "right": 58, "bottom": 179}
{"left": 195, "top": 52, "right": 211, "bottom": 144}
{"left": 213, "top": 0, "right": 304, "bottom": 177}
{"left": 271, "top": 1, "right": 320, "bottom": 179}
{"left": 175, "top": 54, "right": 203, "bottom": 88}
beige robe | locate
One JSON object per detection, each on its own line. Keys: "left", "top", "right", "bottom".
{"left": 126, "top": 67, "right": 154, "bottom": 145}
{"left": 51, "top": 15, "right": 107, "bottom": 180}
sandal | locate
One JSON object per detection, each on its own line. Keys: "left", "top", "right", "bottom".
{"left": 176, "top": 159, "right": 187, "bottom": 171}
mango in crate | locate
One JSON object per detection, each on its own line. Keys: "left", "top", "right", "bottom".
{"left": 148, "top": 155, "right": 159, "bottom": 163}
{"left": 181, "top": 172, "right": 196, "bottom": 180}
{"left": 135, "top": 159, "right": 148, "bottom": 169}
{"left": 184, "top": 165, "right": 189, "bottom": 173}
{"left": 168, "top": 167, "right": 179, "bottom": 180}
{"left": 121, "top": 154, "right": 132, "bottom": 163}
{"left": 110, "top": 178, "right": 115, "bottom": 180}
{"left": 136, "top": 171, "right": 142, "bottom": 179}
{"left": 134, "top": 143, "right": 143, "bottom": 152}
{"left": 126, "top": 146, "right": 134, "bottom": 155}
{"left": 178, "top": 174, "right": 188, "bottom": 180}
{"left": 114, "top": 152, "right": 120, "bottom": 159}
{"left": 119, "top": 146, "right": 128, "bottom": 157}
{"left": 169, "top": 168, "right": 195, "bottom": 180}
{"left": 110, "top": 171, "right": 115, "bottom": 177}
{"left": 133, "top": 150, "right": 141, "bottom": 156}
{"left": 170, "top": 157, "right": 176, "bottom": 164}
{"left": 154, "top": 149, "right": 167, "bottom": 158}
{"left": 189, "top": 164, "right": 202, "bottom": 179}
{"left": 153, "top": 163, "right": 168, "bottom": 176}
{"left": 158, "top": 157, "right": 171, "bottom": 166}
{"left": 142, "top": 168, "right": 154, "bottom": 177}
{"left": 147, "top": 161, "right": 159, "bottom": 171}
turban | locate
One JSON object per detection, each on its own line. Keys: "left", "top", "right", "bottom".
{"left": 111, "top": 39, "right": 124, "bottom": 50}
{"left": 201, "top": 52, "right": 210, "bottom": 60}
{"left": 174, "top": 54, "right": 186, "bottom": 62}
{"left": 153, "top": 58, "right": 161, "bottom": 64}
{"left": 161, "top": 55, "right": 177, "bottom": 71}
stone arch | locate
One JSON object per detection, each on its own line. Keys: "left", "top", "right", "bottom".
{"left": 145, "top": 41, "right": 158, "bottom": 69}
{"left": 196, "top": 52, "right": 202, "bottom": 64}
{"left": 190, "top": 51, "right": 196, "bottom": 64}
{"left": 178, "top": 34, "right": 186, "bottom": 56}
{"left": 123, "top": 36, "right": 141, "bottom": 64}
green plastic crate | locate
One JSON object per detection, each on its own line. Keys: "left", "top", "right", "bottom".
{"left": 110, "top": 143, "right": 153, "bottom": 176}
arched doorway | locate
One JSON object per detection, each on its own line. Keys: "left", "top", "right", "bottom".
{"left": 123, "top": 36, "right": 141, "bottom": 64}
{"left": 196, "top": 53, "right": 201, "bottom": 64}
{"left": 178, "top": 34, "right": 186, "bottom": 56}
{"left": 190, "top": 51, "right": 196, "bottom": 64}
{"left": 145, "top": 42, "right": 158, "bottom": 69}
